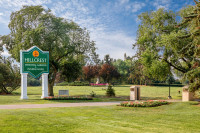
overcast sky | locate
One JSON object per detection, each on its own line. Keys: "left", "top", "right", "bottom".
{"left": 0, "top": 0, "right": 194, "bottom": 59}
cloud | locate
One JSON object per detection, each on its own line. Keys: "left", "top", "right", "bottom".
{"left": 1, "top": 45, "right": 11, "bottom": 57}
{"left": 116, "top": 0, "right": 146, "bottom": 13}
{"left": 119, "top": 0, "right": 129, "bottom": 5}
{"left": 92, "top": 31, "right": 136, "bottom": 59}
{"left": 1, "top": 50, "right": 11, "bottom": 57}
{"left": 152, "top": 0, "right": 172, "bottom": 10}
{"left": 131, "top": 2, "right": 146, "bottom": 13}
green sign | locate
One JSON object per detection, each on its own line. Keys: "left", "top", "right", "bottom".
{"left": 20, "top": 46, "right": 49, "bottom": 78}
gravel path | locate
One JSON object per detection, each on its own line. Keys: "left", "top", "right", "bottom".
{"left": 0, "top": 101, "right": 122, "bottom": 110}
{"left": 0, "top": 100, "right": 184, "bottom": 110}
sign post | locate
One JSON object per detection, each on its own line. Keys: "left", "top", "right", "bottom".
{"left": 20, "top": 46, "right": 49, "bottom": 99}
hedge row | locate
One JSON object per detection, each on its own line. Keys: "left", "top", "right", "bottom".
{"left": 43, "top": 96, "right": 93, "bottom": 100}
{"left": 150, "top": 83, "right": 184, "bottom": 87}
{"left": 56, "top": 81, "right": 90, "bottom": 86}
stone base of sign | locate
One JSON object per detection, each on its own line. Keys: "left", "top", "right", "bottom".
{"left": 182, "top": 86, "right": 194, "bottom": 101}
{"left": 41, "top": 73, "right": 49, "bottom": 98}
{"left": 21, "top": 73, "right": 28, "bottom": 100}
{"left": 130, "top": 86, "right": 140, "bottom": 100}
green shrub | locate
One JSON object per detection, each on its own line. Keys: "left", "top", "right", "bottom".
{"left": 106, "top": 85, "right": 115, "bottom": 97}
{"left": 90, "top": 91, "right": 96, "bottom": 97}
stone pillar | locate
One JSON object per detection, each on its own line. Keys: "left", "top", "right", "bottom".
{"left": 130, "top": 86, "right": 140, "bottom": 100}
{"left": 182, "top": 86, "right": 194, "bottom": 101}
{"left": 41, "top": 73, "right": 49, "bottom": 98}
{"left": 21, "top": 73, "right": 28, "bottom": 99}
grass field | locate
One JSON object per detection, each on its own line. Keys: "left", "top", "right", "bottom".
{"left": 0, "top": 102, "right": 199, "bottom": 133}
{"left": 0, "top": 85, "right": 185, "bottom": 105}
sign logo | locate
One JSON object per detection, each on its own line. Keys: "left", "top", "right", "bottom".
{"left": 33, "top": 50, "right": 39, "bottom": 57}
{"left": 20, "top": 46, "right": 49, "bottom": 78}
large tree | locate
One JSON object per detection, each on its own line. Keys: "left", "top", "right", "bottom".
{"left": 99, "top": 64, "right": 120, "bottom": 83}
{"left": 0, "top": 6, "right": 96, "bottom": 96}
{"left": 82, "top": 65, "right": 94, "bottom": 82}
{"left": 113, "top": 59, "right": 132, "bottom": 84}
{"left": 0, "top": 58, "right": 20, "bottom": 94}
{"left": 61, "top": 59, "right": 82, "bottom": 82}
{"left": 134, "top": 2, "right": 200, "bottom": 91}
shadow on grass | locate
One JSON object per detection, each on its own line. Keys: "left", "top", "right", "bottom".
{"left": 141, "top": 97, "right": 166, "bottom": 100}
{"left": 42, "top": 95, "right": 130, "bottom": 103}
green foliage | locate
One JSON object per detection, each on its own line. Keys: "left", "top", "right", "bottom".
{"left": 106, "top": 85, "right": 115, "bottom": 97}
{"left": 0, "top": 59, "right": 20, "bottom": 94}
{"left": 61, "top": 59, "right": 82, "bottom": 82}
{"left": 166, "top": 75, "right": 175, "bottom": 84}
{"left": 113, "top": 59, "right": 133, "bottom": 84}
{"left": 141, "top": 49, "right": 170, "bottom": 81}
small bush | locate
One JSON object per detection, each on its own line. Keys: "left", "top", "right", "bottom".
{"left": 44, "top": 96, "right": 93, "bottom": 100}
{"left": 120, "top": 100, "right": 169, "bottom": 107}
{"left": 106, "top": 85, "right": 115, "bottom": 97}
{"left": 90, "top": 91, "right": 96, "bottom": 97}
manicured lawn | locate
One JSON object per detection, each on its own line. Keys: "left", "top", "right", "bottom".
{"left": 0, "top": 85, "right": 184, "bottom": 105}
{"left": 0, "top": 102, "right": 199, "bottom": 133}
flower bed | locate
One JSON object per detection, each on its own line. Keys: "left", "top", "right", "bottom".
{"left": 120, "top": 100, "right": 169, "bottom": 107}
{"left": 90, "top": 83, "right": 109, "bottom": 86}
{"left": 43, "top": 96, "right": 93, "bottom": 100}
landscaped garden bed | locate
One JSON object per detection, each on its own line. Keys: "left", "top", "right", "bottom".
{"left": 120, "top": 100, "right": 169, "bottom": 107}
{"left": 43, "top": 96, "right": 93, "bottom": 100}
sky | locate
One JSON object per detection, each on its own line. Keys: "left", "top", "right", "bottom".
{"left": 0, "top": 0, "right": 195, "bottom": 60}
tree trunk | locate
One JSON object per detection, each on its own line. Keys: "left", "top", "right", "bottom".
{"left": 48, "top": 68, "right": 57, "bottom": 96}
{"left": 48, "top": 82, "right": 54, "bottom": 96}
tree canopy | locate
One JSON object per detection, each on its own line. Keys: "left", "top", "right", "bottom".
{"left": 134, "top": 1, "right": 200, "bottom": 91}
